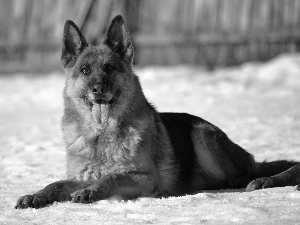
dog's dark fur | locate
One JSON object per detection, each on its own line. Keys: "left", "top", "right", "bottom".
{"left": 15, "top": 15, "right": 300, "bottom": 209}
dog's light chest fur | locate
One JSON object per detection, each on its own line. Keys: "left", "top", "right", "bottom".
{"left": 63, "top": 115, "right": 141, "bottom": 182}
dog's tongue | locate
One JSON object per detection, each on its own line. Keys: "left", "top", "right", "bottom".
{"left": 92, "top": 103, "right": 109, "bottom": 125}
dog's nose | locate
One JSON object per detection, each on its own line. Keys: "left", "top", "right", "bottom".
{"left": 92, "top": 84, "right": 106, "bottom": 95}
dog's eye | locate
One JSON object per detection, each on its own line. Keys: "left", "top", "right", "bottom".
{"left": 104, "top": 63, "right": 115, "bottom": 73}
{"left": 81, "top": 64, "right": 91, "bottom": 75}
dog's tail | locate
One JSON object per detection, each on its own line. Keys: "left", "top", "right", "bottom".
{"left": 253, "top": 160, "right": 299, "bottom": 178}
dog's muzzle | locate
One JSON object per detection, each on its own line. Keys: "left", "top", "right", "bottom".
{"left": 85, "top": 85, "right": 115, "bottom": 127}
{"left": 90, "top": 84, "right": 114, "bottom": 104}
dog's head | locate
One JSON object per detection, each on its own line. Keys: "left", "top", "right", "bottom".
{"left": 61, "top": 15, "right": 136, "bottom": 127}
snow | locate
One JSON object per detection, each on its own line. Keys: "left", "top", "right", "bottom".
{"left": 1, "top": 53, "right": 300, "bottom": 224}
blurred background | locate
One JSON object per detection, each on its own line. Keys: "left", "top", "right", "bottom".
{"left": 1, "top": 0, "right": 300, "bottom": 72}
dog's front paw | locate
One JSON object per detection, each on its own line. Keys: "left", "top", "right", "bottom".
{"left": 15, "top": 194, "right": 48, "bottom": 209}
{"left": 71, "top": 189, "right": 94, "bottom": 204}
{"left": 246, "top": 177, "right": 278, "bottom": 192}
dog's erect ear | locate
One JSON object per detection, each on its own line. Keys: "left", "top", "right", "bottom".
{"left": 103, "top": 15, "right": 134, "bottom": 63}
{"left": 61, "top": 20, "right": 88, "bottom": 68}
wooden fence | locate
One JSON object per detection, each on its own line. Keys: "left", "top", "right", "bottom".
{"left": 0, "top": 0, "right": 300, "bottom": 71}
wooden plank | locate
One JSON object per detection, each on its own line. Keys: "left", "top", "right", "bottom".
{"left": 73, "top": 0, "right": 94, "bottom": 29}
{"left": 0, "top": 0, "right": 12, "bottom": 40}
{"left": 82, "top": 0, "right": 114, "bottom": 44}
{"left": 239, "top": 0, "right": 250, "bottom": 32}
{"left": 134, "top": 29, "right": 300, "bottom": 47}
{"left": 0, "top": 41, "right": 59, "bottom": 51}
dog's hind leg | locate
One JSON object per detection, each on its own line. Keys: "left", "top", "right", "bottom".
{"left": 246, "top": 161, "right": 300, "bottom": 191}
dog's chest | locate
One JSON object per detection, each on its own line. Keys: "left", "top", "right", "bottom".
{"left": 65, "top": 123, "right": 141, "bottom": 181}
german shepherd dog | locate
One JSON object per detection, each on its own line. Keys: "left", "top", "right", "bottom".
{"left": 15, "top": 15, "right": 300, "bottom": 209}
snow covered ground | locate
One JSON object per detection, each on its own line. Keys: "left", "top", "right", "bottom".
{"left": 1, "top": 54, "right": 300, "bottom": 224}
